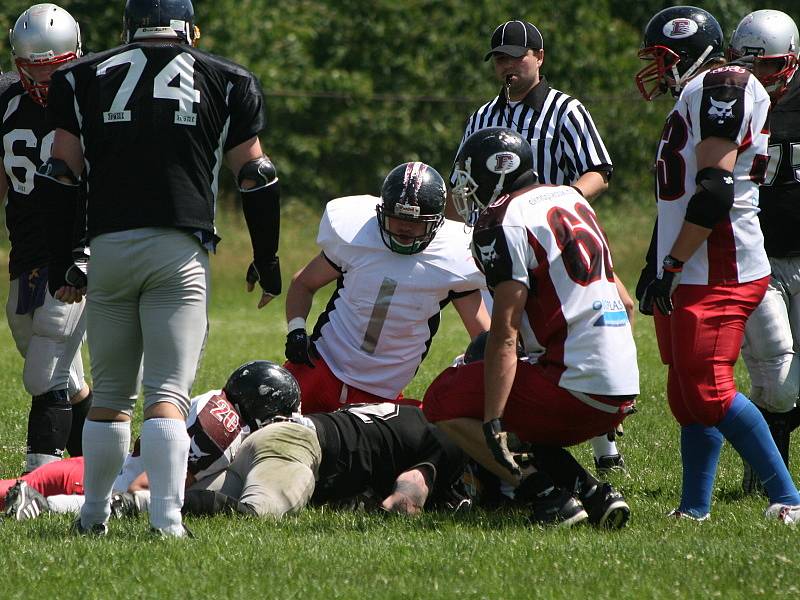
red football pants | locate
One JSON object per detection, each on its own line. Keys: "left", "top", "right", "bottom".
{"left": 284, "top": 356, "right": 419, "bottom": 414}
{"left": 0, "top": 457, "right": 85, "bottom": 510}
{"left": 422, "top": 361, "right": 633, "bottom": 446}
{"left": 654, "top": 277, "right": 768, "bottom": 427}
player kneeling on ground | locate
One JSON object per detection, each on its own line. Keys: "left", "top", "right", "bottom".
{"left": 425, "top": 127, "right": 639, "bottom": 528}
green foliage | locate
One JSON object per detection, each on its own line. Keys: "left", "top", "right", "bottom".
{"left": 8, "top": 0, "right": 791, "bottom": 208}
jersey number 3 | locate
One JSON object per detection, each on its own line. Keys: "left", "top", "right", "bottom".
{"left": 96, "top": 49, "right": 200, "bottom": 126}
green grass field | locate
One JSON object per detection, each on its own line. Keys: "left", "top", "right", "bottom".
{"left": 1, "top": 200, "right": 799, "bottom": 599}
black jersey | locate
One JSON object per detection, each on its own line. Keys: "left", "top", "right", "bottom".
{"left": 308, "top": 404, "right": 466, "bottom": 504}
{"left": 46, "top": 42, "right": 265, "bottom": 241}
{"left": 759, "top": 77, "right": 800, "bottom": 257}
{"left": 0, "top": 74, "right": 52, "bottom": 279}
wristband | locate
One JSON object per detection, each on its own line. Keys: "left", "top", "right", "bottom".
{"left": 287, "top": 317, "right": 307, "bottom": 333}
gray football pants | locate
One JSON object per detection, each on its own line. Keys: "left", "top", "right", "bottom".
{"left": 190, "top": 422, "right": 322, "bottom": 518}
{"left": 5, "top": 280, "right": 86, "bottom": 397}
{"left": 87, "top": 228, "right": 208, "bottom": 417}
{"left": 742, "top": 256, "right": 800, "bottom": 413}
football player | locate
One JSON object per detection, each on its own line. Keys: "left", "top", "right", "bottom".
{"left": 424, "top": 127, "right": 638, "bottom": 528}
{"left": 36, "top": 0, "right": 281, "bottom": 537}
{"left": 635, "top": 6, "right": 800, "bottom": 523}
{"left": 3, "top": 361, "right": 287, "bottom": 522}
{"left": 283, "top": 162, "right": 490, "bottom": 413}
{"left": 181, "top": 374, "right": 467, "bottom": 519}
{"left": 728, "top": 10, "right": 800, "bottom": 492}
{"left": 1, "top": 4, "right": 92, "bottom": 473}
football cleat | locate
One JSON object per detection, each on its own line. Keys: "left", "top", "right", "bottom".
{"left": 581, "top": 482, "right": 631, "bottom": 529}
{"left": 4, "top": 480, "right": 49, "bottom": 521}
{"left": 594, "top": 453, "right": 626, "bottom": 476}
{"left": 529, "top": 487, "right": 589, "bottom": 527}
{"left": 110, "top": 492, "right": 140, "bottom": 519}
{"left": 765, "top": 503, "right": 800, "bottom": 526}
{"left": 667, "top": 508, "right": 710, "bottom": 522}
{"left": 72, "top": 516, "right": 108, "bottom": 536}
{"left": 150, "top": 524, "right": 195, "bottom": 538}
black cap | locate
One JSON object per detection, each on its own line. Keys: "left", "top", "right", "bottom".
{"left": 485, "top": 20, "right": 544, "bottom": 61}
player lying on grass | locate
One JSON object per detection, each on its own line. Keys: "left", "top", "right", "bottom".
{"left": 3, "top": 361, "right": 468, "bottom": 521}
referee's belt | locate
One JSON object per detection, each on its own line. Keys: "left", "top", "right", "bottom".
{"left": 568, "top": 390, "right": 637, "bottom": 415}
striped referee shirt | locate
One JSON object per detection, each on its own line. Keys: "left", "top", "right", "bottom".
{"left": 452, "top": 76, "right": 613, "bottom": 185}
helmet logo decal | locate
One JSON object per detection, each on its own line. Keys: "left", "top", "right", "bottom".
{"left": 486, "top": 152, "right": 521, "bottom": 174}
{"left": 663, "top": 18, "right": 699, "bottom": 39}
{"left": 400, "top": 161, "right": 428, "bottom": 205}
{"left": 708, "top": 97, "right": 737, "bottom": 124}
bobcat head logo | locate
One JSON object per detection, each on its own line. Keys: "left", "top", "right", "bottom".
{"left": 476, "top": 239, "right": 498, "bottom": 267}
{"left": 708, "top": 97, "right": 737, "bottom": 124}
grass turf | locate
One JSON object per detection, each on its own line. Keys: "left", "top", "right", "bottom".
{"left": 1, "top": 200, "right": 799, "bottom": 599}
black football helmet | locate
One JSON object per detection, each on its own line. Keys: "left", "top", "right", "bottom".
{"left": 223, "top": 361, "right": 300, "bottom": 431}
{"left": 123, "top": 0, "right": 196, "bottom": 44}
{"left": 377, "top": 162, "right": 446, "bottom": 255}
{"left": 636, "top": 6, "right": 724, "bottom": 100}
{"left": 452, "top": 127, "right": 534, "bottom": 226}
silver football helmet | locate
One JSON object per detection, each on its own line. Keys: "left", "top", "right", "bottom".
{"left": 9, "top": 3, "right": 82, "bottom": 106}
{"left": 729, "top": 10, "right": 799, "bottom": 100}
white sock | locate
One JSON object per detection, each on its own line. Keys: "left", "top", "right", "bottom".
{"left": 141, "top": 418, "right": 189, "bottom": 532}
{"left": 590, "top": 435, "right": 618, "bottom": 459}
{"left": 47, "top": 494, "right": 85, "bottom": 514}
{"left": 25, "top": 453, "right": 60, "bottom": 473}
{"left": 80, "top": 421, "right": 131, "bottom": 527}
{"left": 133, "top": 490, "right": 151, "bottom": 514}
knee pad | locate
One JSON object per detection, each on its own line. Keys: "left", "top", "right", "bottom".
{"left": 27, "top": 390, "right": 72, "bottom": 457}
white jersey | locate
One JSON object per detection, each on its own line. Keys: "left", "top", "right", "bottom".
{"left": 472, "top": 185, "right": 639, "bottom": 396}
{"left": 655, "top": 65, "right": 771, "bottom": 285}
{"left": 313, "top": 195, "right": 485, "bottom": 398}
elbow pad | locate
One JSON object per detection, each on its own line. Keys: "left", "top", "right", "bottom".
{"left": 684, "top": 167, "right": 734, "bottom": 229}
{"left": 237, "top": 156, "right": 277, "bottom": 192}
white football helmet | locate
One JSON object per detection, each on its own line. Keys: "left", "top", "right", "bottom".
{"left": 729, "top": 10, "right": 799, "bottom": 100}
{"left": 9, "top": 3, "right": 82, "bottom": 106}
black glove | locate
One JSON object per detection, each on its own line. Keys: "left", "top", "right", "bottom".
{"left": 482, "top": 418, "right": 521, "bottom": 477}
{"left": 285, "top": 328, "right": 316, "bottom": 368}
{"left": 246, "top": 256, "right": 281, "bottom": 297}
{"left": 640, "top": 255, "right": 683, "bottom": 316}
{"left": 64, "top": 247, "right": 89, "bottom": 289}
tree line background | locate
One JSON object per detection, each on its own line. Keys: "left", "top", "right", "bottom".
{"left": 0, "top": 0, "right": 797, "bottom": 207}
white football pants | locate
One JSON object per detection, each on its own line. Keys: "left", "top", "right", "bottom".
{"left": 5, "top": 279, "right": 86, "bottom": 397}
{"left": 741, "top": 256, "right": 800, "bottom": 413}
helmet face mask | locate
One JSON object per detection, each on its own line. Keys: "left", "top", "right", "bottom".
{"left": 728, "top": 10, "right": 799, "bottom": 101}
{"left": 223, "top": 361, "right": 301, "bottom": 431}
{"left": 123, "top": 0, "right": 196, "bottom": 45}
{"left": 377, "top": 162, "right": 446, "bottom": 255}
{"left": 452, "top": 127, "right": 534, "bottom": 225}
{"left": 10, "top": 3, "right": 82, "bottom": 106}
{"left": 635, "top": 6, "right": 724, "bottom": 101}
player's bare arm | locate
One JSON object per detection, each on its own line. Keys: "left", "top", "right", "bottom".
{"left": 573, "top": 170, "right": 609, "bottom": 200}
{"left": 284, "top": 253, "right": 340, "bottom": 367}
{"left": 452, "top": 290, "right": 491, "bottom": 338}
{"left": 227, "top": 135, "right": 282, "bottom": 308}
{"left": 484, "top": 280, "right": 527, "bottom": 422}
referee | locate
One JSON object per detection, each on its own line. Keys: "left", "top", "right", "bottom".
{"left": 452, "top": 19, "right": 627, "bottom": 473}
{"left": 453, "top": 20, "right": 611, "bottom": 199}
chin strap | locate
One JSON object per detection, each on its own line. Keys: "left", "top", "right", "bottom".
{"left": 671, "top": 45, "right": 714, "bottom": 95}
